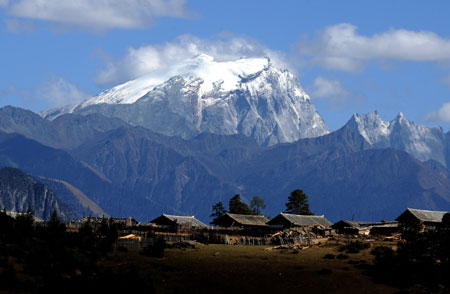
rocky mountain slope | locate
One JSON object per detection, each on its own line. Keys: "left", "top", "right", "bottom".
{"left": 0, "top": 105, "right": 450, "bottom": 221}
{"left": 70, "top": 120, "right": 450, "bottom": 221}
{"left": 347, "top": 111, "right": 448, "bottom": 166}
{"left": 0, "top": 167, "right": 74, "bottom": 220}
{"left": 42, "top": 54, "right": 330, "bottom": 146}
{"left": 0, "top": 106, "right": 127, "bottom": 149}
{"left": 0, "top": 131, "right": 119, "bottom": 218}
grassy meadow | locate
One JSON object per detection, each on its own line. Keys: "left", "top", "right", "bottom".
{"left": 102, "top": 240, "right": 398, "bottom": 294}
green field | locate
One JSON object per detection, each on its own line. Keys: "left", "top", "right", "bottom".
{"left": 103, "top": 241, "right": 398, "bottom": 294}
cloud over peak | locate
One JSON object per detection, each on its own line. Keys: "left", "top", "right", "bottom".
{"left": 425, "top": 102, "right": 450, "bottom": 123}
{"left": 309, "top": 76, "right": 363, "bottom": 108}
{"left": 299, "top": 23, "right": 450, "bottom": 71}
{"left": 2, "top": 0, "right": 189, "bottom": 32}
{"left": 96, "top": 34, "right": 289, "bottom": 85}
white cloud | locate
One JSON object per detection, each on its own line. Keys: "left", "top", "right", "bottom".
{"left": 1, "top": 76, "right": 90, "bottom": 111}
{"left": 309, "top": 76, "right": 363, "bottom": 107}
{"left": 96, "top": 34, "right": 289, "bottom": 85}
{"left": 425, "top": 102, "right": 450, "bottom": 122}
{"left": 3, "top": 0, "right": 189, "bottom": 32}
{"left": 37, "top": 76, "right": 89, "bottom": 107}
{"left": 299, "top": 23, "right": 450, "bottom": 71}
{"left": 310, "top": 77, "right": 350, "bottom": 98}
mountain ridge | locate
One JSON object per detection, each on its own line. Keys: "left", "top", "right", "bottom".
{"left": 346, "top": 111, "right": 448, "bottom": 166}
{"left": 42, "top": 54, "right": 330, "bottom": 146}
{"left": 1, "top": 106, "right": 450, "bottom": 221}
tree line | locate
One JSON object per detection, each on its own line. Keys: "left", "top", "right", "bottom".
{"left": 210, "top": 189, "right": 313, "bottom": 224}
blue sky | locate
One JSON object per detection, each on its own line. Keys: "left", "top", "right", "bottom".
{"left": 1, "top": 0, "right": 450, "bottom": 131}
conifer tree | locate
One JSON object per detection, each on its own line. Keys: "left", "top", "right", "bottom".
{"left": 210, "top": 201, "right": 227, "bottom": 224}
{"left": 229, "top": 194, "right": 253, "bottom": 215}
{"left": 284, "top": 189, "right": 314, "bottom": 215}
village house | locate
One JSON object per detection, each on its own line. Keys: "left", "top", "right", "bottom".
{"left": 331, "top": 220, "right": 398, "bottom": 235}
{"left": 395, "top": 208, "right": 450, "bottom": 230}
{"left": 80, "top": 216, "right": 138, "bottom": 227}
{"left": 331, "top": 220, "right": 373, "bottom": 235}
{"left": 267, "top": 213, "right": 332, "bottom": 230}
{"left": 213, "top": 213, "right": 269, "bottom": 229}
{"left": 149, "top": 214, "right": 208, "bottom": 229}
{"left": 369, "top": 222, "right": 399, "bottom": 236}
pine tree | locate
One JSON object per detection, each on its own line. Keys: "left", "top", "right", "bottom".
{"left": 229, "top": 194, "right": 253, "bottom": 215}
{"left": 210, "top": 201, "right": 227, "bottom": 224}
{"left": 47, "top": 209, "right": 66, "bottom": 239}
{"left": 284, "top": 189, "right": 314, "bottom": 215}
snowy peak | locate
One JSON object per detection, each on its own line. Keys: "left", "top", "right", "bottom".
{"left": 346, "top": 111, "right": 446, "bottom": 165}
{"left": 83, "top": 54, "right": 271, "bottom": 108}
{"left": 348, "top": 111, "right": 390, "bottom": 147}
{"left": 42, "top": 54, "right": 329, "bottom": 146}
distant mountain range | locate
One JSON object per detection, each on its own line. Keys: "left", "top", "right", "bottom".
{"left": 0, "top": 55, "right": 449, "bottom": 222}
{"left": 0, "top": 105, "right": 449, "bottom": 222}
{"left": 348, "top": 111, "right": 449, "bottom": 167}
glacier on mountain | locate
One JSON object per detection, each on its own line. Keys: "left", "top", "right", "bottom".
{"left": 347, "top": 111, "right": 447, "bottom": 166}
{"left": 42, "top": 54, "right": 330, "bottom": 146}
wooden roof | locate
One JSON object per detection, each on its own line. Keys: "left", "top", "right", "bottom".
{"left": 396, "top": 208, "right": 449, "bottom": 223}
{"left": 269, "top": 213, "right": 332, "bottom": 227}
{"left": 332, "top": 220, "right": 398, "bottom": 230}
{"left": 151, "top": 214, "right": 208, "bottom": 227}
{"left": 224, "top": 213, "right": 269, "bottom": 226}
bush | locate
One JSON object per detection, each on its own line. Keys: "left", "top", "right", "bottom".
{"left": 371, "top": 246, "right": 396, "bottom": 268}
{"left": 340, "top": 240, "right": 370, "bottom": 253}
{"left": 336, "top": 254, "right": 349, "bottom": 259}
{"left": 141, "top": 238, "right": 165, "bottom": 258}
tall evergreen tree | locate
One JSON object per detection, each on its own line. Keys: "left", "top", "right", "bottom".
{"left": 229, "top": 194, "right": 253, "bottom": 215}
{"left": 210, "top": 201, "right": 227, "bottom": 224}
{"left": 284, "top": 189, "right": 313, "bottom": 215}
{"left": 47, "top": 209, "right": 66, "bottom": 239}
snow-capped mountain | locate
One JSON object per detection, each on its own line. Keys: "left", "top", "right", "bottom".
{"left": 43, "top": 54, "right": 329, "bottom": 146}
{"left": 346, "top": 111, "right": 447, "bottom": 166}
